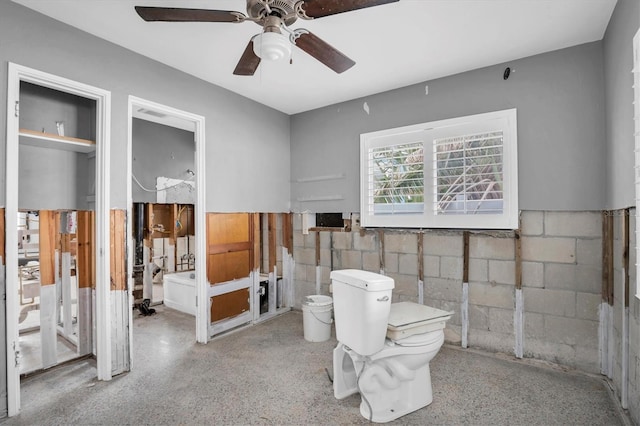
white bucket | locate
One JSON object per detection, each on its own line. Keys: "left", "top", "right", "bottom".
{"left": 302, "top": 295, "right": 333, "bottom": 342}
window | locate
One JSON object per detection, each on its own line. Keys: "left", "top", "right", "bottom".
{"left": 361, "top": 109, "right": 518, "bottom": 229}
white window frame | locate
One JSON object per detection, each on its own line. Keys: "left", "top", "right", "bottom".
{"left": 360, "top": 109, "right": 518, "bottom": 229}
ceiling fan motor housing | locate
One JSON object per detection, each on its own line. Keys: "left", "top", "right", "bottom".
{"left": 247, "top": 0, "right": 299, "bottom": 26}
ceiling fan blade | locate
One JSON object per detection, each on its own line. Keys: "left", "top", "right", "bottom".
{"left": 233, "top": 39, "right": 261, "bottom": 76}
{"left": 135, "top": 6, "right": 243, "bottom": 23}
{"left": 295, "top": 31, "right": 355, "bottom": 74}
{"left": 299, "top": 0, "right": 399, "bottom": 19}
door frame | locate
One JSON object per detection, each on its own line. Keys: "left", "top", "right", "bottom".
{"left": 127, "top": 96, "right": 208, "bottom": 345}
{"left": 5, "top": 63, "right": 111, "bottom": 415}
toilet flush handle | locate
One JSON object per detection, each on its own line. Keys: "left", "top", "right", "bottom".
{"left": 377, "top": 296, "right": 389, "bottom": 302}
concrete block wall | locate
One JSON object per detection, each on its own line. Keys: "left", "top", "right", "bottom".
{"left": 519, "top": 211, "right": 602, "bottom": 372}
{"left": 292, "top": 210, "right": 612, "bottom": 376}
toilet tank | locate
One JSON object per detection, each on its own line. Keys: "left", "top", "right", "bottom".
{"left": 331, "top": 269, "right": 394, "bottom": 355}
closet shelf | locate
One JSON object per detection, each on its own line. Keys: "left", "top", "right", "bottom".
{"left": 19, "top": 128, "right": 95, "bottom": 153}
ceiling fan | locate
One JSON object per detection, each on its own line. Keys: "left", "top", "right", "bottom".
{"left": 135, "top": 0, "right": 399, "bottom": 76}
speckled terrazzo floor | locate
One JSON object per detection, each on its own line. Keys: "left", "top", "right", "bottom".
{"left": 2, "top": 306, "right": 627, "bottom": 425}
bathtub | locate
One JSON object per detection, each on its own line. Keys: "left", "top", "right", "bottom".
{"left": 163, "top": 271, "right": 196, "bottom": 316}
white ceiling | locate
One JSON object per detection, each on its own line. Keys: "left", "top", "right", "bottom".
{"left": 13, "top": 0, "right": 617, "bottom": 115}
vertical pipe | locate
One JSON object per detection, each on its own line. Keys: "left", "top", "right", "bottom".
{"left": 461, "top": 231, "right": 470, "bottom": 349}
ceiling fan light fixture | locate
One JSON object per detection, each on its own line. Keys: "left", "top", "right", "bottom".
{"left": 253, "top": 31, "right": 291, "bottom": 61}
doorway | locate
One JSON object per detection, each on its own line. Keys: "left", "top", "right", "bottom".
{"left": 5, "top": 63, "right": 111, "bottom": 416}
{"left": 127, "top": 97, "right": 207, "bottom": 343}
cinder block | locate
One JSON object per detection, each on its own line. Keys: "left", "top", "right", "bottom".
{"left": 354, "top": 232, "right": 378, "bottom": 252}
{"left": 469, "top": 258, "right": 488, "bottom": 282}
{"left": 522, "top": 261, "right": 544, "bottom": 288}
{"left": 545, "top": 211, "right": 601, "bottom": 238}
{"left": 295, "top": 263, "right": 307, "bottom": 281}
{"left": 468, "top": 329, "right": 514, "bottom": 354}
{"left": 576, "top": 292, "right": 601, "bottom": 320}
{"left": 399, "top": 253, "right": 418, "bottom": 275}
{"left": 576, "top": 238, "right": 602, "bottom": 266}
{"left": 303, "top": 232, "right": 316, "bottom": 249}
{"left": 305, "top": 265, "right": 316, "bottom": 282}
{"left": 521, "top": 236, "right": 576, "bottom": 263}
{"left": 440, "top": 256, "right": 463, "bottom": 280}
{"left": 341, "top": 250, "right": 363, "bottom": 270}
{"left": 488, "top": 260, "right": 516, "bottom": 285}
{"left": 293, "top": 247, "right": 315, "bottom": 266}
{"left": 388, "top": 273, "right": 418, "bottom": 297}
{"left": 385, "top": 233, "right": 418, "bottom": 254}
{"left": 523, "top": 312, "right": 544, "bottom": 339}
{"left": 471, "top": 235, "right": 515, "bottom": 260}
{"left": 488, "top": 307, "right": 514, "bottom": 334}
{"left": 384, "top": 252, "right": 399, "bottom": 274}
{"left": 319, "top": 232, "right": 331, "bottom": 249}
{"left": 293, "top": 231, "right": 304, "bottom": 249}
{"left": 424, "top": 234, "right": 463, "bottom": 256}
{"left": 543, "top": 315, "right": 598, "bottom": 347}
{"left": 524, "top": 338, "right": 575, "bottom": 369}
{"left": 574, "top": 264, "right": 602, "bottom": 294}
{"left": 544, "top": 263, "right": 577, "bottom": 291}
{"left": 362, "top": 252, "right": 381, "bottom": 272}
{"left": 320, "top": 266, "right": 331, "bottom": 284}
{"left": 573, "top": 344, "right": 600, "bottom": 375}
{"left": 332, "top": 232, "right": 352, "bottom": 250}
{"left": 468, "top": 304, "right": 489, "bottom": 331}
{"left": 424, "top": 278, "right": 462, "bottom": 302}
{"left": 523, "top": 287, "right": 576, "bottom": 317}
{"left": 468, "top": 282, "right": 514, "bottom": 309}
{"left": 319, "top": 248, "right": 332, "bottom": 267}
{"left": 521, "top": 211, "right": 543, "bottom": 236}
{"left": 424, "top": 255, "right": 440, "bottom": 278}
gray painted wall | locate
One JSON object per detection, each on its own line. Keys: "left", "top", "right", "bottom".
{"left": 18, "top": 145, "right": 91, "bottom": 211}
{"left": 19, "top": 82, "right": 96, "bottom": 141}
{"left": 132, "top": 118, "right": 194, "bottom": 203}
{"left": 290, "top": 42, "right": 606, "bottom": 214}
{"left": 604, "top": 0, "right": 640, "bottom": 209}
{"left": 0, "top": 1, "right": 291, "bottom": 212}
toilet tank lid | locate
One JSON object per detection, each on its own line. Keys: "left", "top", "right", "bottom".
{"left": 388, "top": 302, "right": 454, "bottom": 329}
{"left": 330, "top": 269, "right": 395, "bottom": 291}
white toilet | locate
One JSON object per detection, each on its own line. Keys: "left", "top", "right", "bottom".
{"left": 331, "top": 269, "right": 453, "bottom": 423}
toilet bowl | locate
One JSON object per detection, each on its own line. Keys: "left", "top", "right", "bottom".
{"left": 333, "top": 303, "right": 451, "bottom": 422}
{"left": 330, "top": 270, "right": 452, "bottom": 424}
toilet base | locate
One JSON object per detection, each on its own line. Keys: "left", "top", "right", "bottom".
{"left": 333, "top": 341, "right": 440, "bottom": 423}
{"left": 358, "top": 360, "right": 433, "bottom": 423}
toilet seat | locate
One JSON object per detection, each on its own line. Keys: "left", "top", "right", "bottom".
{"left": 386, "top": 302, "right": 453, "bottom": 341}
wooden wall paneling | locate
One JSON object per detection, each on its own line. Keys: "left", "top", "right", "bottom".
{"left": 282, "top": 213, "right": 293, "bottom": 253}
{"left": 110, "top": 210, "right": 126, "bottom": 291}
{"left": 207, "top": 212, "right": 255, "bottom": 322}
{"left": 252, "top": 213, "right": 260, "bottom": 271}
{"left": 210, "top": 288, "right": 250, "bottom": 323}
{"left": 206, "top": 213, "right": 253, "bottom": 285}
{"left": 268, "top": 213, "right": 277, "bottom": 273}
{"left": 76, "top": 211, "right": 95, "bottom": 288}
{"left": 38, "top": 210, "right": 57, "bottom": 285}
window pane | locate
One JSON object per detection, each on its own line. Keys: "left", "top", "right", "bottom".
{"left": 369, "top": 142, "right": 424, "bottom": 215}
{"left": 434, "top": 131, "right": 504, "bottom": 215}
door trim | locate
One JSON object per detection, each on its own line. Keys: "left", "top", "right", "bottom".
{"left": 5, "top": 63, "right": 111, "bottom": 415}
{"left": 127, "top": 96, "right": 207, "bottom": 346}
